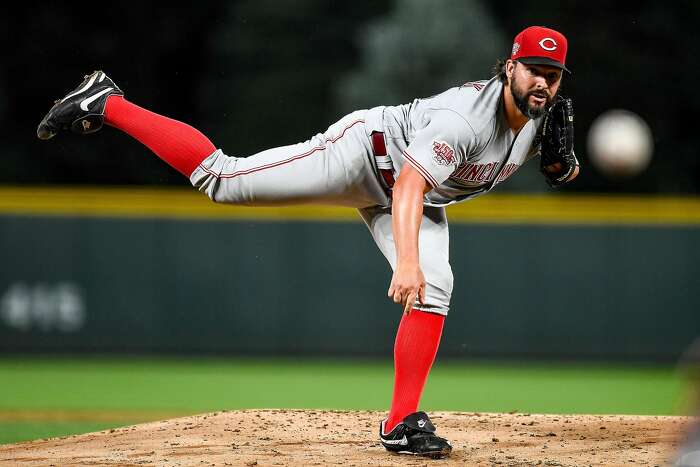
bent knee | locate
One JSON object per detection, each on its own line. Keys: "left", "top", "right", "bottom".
{"left": 417, "top": 266, "right": 453, "bottom": 316}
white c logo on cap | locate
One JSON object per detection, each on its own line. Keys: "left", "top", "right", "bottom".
{"left": 538, "top": 38, "right": 557, "bottom": 51}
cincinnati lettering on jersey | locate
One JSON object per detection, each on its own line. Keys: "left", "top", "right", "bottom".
{"left": 432, "top": 141, "right": 456, "bottom": 166}
{"left": 450, "top": 162, "right": 520, "bottom": 184}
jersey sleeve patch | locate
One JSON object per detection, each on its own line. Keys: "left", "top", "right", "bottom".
{"left": 402, "top": 109, "right": 471, "bottom": 188}
{"left": 432, "top": 141, "right": 457, "bottom": 166}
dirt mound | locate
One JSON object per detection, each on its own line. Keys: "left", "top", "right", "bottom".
{"left": 0, "top": 409, "right": 693, "bottom": 466}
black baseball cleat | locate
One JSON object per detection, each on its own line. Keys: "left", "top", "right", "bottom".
{"left": 379, "top": 411, "right": 452, "bottom": 459}
{"left": 37, "top": 70, "right": 123, "bottom": 140}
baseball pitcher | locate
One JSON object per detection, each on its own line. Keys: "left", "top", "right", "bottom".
{"left": 37, "top": 26, "right": 578, "bottom": 458}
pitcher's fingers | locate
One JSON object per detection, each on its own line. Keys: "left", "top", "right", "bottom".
{"left": 388, "top": 280, "right": 399, "bottom": 298}
{"left": 419, "top": 285, "right": 426, "bottom": 304}
{"left": 403, "top": 291, "right": 416, "bottom": 315}
{"left": 393, "top": 290, "right": 403, "bottom": 304}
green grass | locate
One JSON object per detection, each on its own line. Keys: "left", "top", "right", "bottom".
{"left": 0, "top": 357, "right": 687, "bottom": 445}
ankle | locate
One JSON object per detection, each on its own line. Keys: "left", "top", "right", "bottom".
{"left": 384, "top": 413, "right": 406, "bottom": 433}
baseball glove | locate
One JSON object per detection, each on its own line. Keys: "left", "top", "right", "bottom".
{"left": 540, "top": 96, "right": 579, "bottom": 187}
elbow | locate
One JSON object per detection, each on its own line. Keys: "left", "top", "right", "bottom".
{"left": 392, "top": 178, "right": 407, "bottom": 199}
{"left": 392, "top": 178, "right": 416, "bottom": 203}
{"left": 393, "top": 168, "right": 430, "bottom": 200}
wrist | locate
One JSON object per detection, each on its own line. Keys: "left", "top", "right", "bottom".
{"left": 397, "top": 258, "right": 420, "bottom": 268}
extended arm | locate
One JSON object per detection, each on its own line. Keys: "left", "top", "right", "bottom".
{"left": 388, "top": 164, "right": 432, "bottom": 314}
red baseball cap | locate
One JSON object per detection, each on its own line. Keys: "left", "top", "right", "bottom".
{"left": 511, "top": 26, "right": 570, "bottom": 73}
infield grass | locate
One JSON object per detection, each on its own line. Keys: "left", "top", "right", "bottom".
{"left": 0, "top": 357, "right": 687, "bottom": 445}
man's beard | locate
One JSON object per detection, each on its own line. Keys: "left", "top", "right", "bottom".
{"left": 510, "top": 75, "right": 552, "bottom": 119}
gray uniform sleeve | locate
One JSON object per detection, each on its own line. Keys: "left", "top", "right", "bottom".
{"left": 402, "top": 109, "right": 475, "bottom": 188}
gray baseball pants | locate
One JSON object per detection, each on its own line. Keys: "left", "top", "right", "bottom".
{"left": 189, "top": 108, "right": 453, "bottom": 315}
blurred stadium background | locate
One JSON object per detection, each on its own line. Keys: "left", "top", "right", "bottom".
{"left": 1, "top": 0, "right": 698, "bottom": 445}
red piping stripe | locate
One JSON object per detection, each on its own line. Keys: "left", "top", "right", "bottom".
{"left": 199, "top": 119, "right": 365, "bottom": 180}
{"left": 402, "top": 151, "right": 439, "bottom": 188}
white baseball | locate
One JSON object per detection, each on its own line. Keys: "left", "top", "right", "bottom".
{"left": 587, "top": 110, "right": 653, "bottom": 178}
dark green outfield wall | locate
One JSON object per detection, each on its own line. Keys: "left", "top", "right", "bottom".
{"left": 1, "top": 215, "right": 698, "bottom": 360}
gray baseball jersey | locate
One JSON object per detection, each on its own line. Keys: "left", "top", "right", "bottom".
{"left": 190, "top": 75, "right": 542, "bottom": 315}
{"left": 380, "top": 76, "right": 542, "bottom": 206}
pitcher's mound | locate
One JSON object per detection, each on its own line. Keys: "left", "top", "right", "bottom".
{"left": 0, "top": 409, "right": 693, "bottom": 466}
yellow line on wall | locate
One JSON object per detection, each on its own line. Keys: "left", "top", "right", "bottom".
{"left": 0, "top": 186, "right": 699, "bottom": 225}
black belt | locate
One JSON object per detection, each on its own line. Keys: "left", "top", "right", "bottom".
{"left": 371, "top": 131, "right": 395, "bottom": 189}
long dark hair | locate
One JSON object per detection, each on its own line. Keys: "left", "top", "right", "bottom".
{"left": 493, "top": 58, "right": 508, "bottom": 83}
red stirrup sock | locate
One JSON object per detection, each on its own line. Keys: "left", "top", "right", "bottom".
{"left": 384, "top": 309, "right": 445, "bottom": 433}
{"left": 103, "top": 95, "right": 216, "bottom": 178}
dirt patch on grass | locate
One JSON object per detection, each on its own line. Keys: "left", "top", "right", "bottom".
{"left": 0, "top": 410, "right": 694, "bottom": 466}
